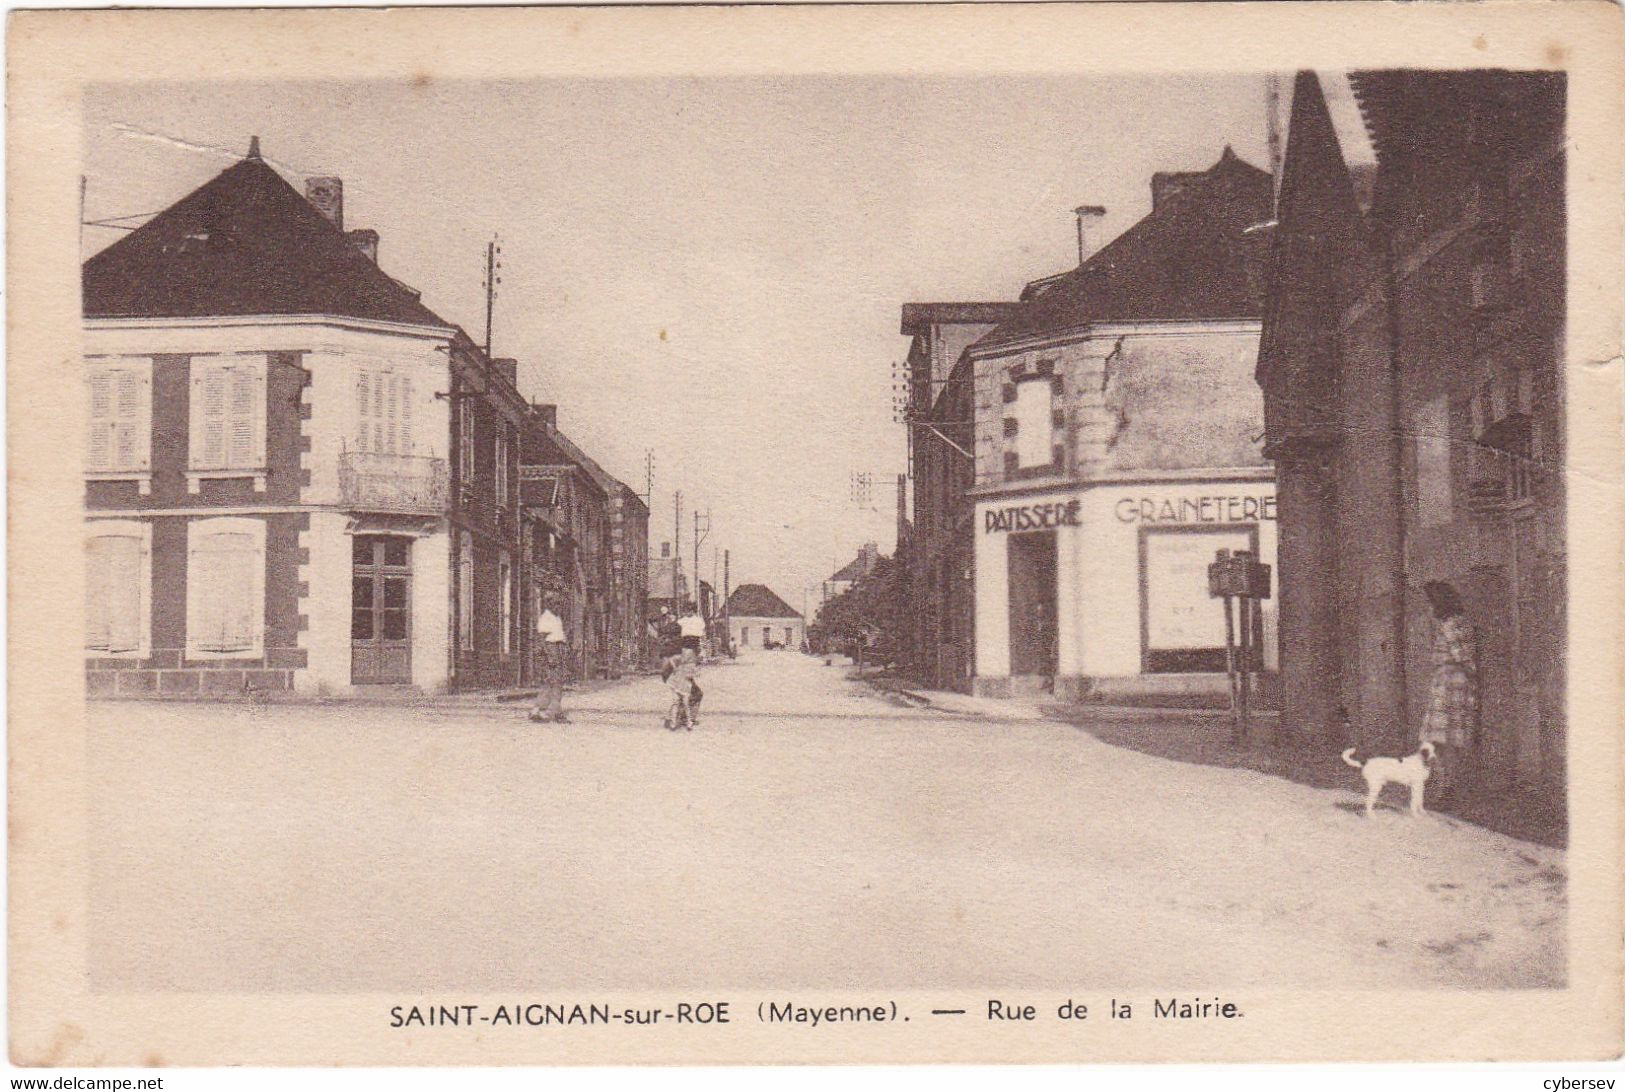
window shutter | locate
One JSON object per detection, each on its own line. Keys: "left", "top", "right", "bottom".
{"left": 373, "top": 373, "right": 385, "bottom": 454}
{"left": 220, "top": 536, "right": 258, "bottom": 649}
{"left": 193, "top": 530, "right": 256, "bottom": 651}
{"left": 87, "top": 371, "right": 113, "bottom": 471}
{"left": 197, "top": 367, "right": 227, "bottom": 467}
{"left": 105, "top": 536, "right": 143, "bottom": 652}
{"left": 191, "top": 537, "right": 226, "bottom": 650}
{"left": 114, "top": 370, "right": 141, "bottom": 470}
{"left": 135, "top": 368, "right": 152, "bottom": 469}
{"left": 356, "top": 372, "right": 371, "bottom": 452}
{"left": 385, "top": 376, "right": 399, "bottom": 454}
{"left": 458, "top": 533, "right": 474, "bottom": 648}
{"left": 85, "top": 539, "right": 111, "bottom": 650}
{"left": 460, "top": 405, "right": 476, "bottom": 484}
{"left": 400, "top": 376, "right": 413, "bottom": 454}
{"left": 227, "top": 368, "right": 257, "bottom": 466}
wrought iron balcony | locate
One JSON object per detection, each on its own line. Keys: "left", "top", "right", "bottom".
{"left": 338, "top": 451, "right": 449, "bottom": 514}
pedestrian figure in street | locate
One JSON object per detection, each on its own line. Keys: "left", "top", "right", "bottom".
{"left": 530, "top": 595, "right": 569, "bottom": 724}
{"left": 657, "top": 609, "right": 683, "bottom": 664}
{"left": 677, "top": 604, "right": 705, "bottom": 717}
{"left": 1420, "top": 580, "right": 1477, "bottom": 806}
{"left": 664, "top": 646, "right": 700, "bottom": 731}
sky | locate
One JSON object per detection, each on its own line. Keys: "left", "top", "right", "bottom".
{"left": 83, "top": 74, "right": 1273, "bottom": 614}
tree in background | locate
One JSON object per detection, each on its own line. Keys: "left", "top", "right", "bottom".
{"left": 812, "top": 550, "right": 907, "bottom": 669}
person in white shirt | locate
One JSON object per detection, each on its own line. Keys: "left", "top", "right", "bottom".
{"left": 678, "top": 609, "right": 706, "bottom": 649}
{"left": 530, "top": 595, "right": 569, "bottom": 724}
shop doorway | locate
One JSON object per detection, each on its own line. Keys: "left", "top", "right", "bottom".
{"left": 1007, "top": 531, "right": 1058, "bottom": 677}
{"left": 352, "top": 534, "right": 412, "bottom": 684}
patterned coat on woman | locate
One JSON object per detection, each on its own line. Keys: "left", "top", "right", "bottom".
{"left": 1421, "top": 613, "right": 1477, "bottom": 747}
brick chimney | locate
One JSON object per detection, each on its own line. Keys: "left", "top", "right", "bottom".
{"left": 305, "top": 177, "right": 344, "bottom": 230}
{"left": 346, "top": 228, "right": 378, "bottom": 263}
{"left": 531, "top": 401, "right": 557, "bottom": 429}
{"left": 492, "top": 357, "right": 518, "bottom": 387}
{"left": 1074, "top": 205, "right": 1106, "bottom": 265}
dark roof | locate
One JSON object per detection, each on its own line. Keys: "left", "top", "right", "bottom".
{"left": 900, "top": 302, "right": 1021, "bottom": 336}
{"left": 725, "top": 583, "right": 802, "bottom": 619}
{"left": 829, "top": 556, "right": 868, "bottom": 582}
{"left": 977, "top": 148, "right": 1273, "bottom": 349}
{"left": 83, "top": 153, "right": 450, "bottom": 327}
{"left": 541, "top": 425, "right": 613, "bottom": 500}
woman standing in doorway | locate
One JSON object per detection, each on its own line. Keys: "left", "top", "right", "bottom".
{"left": 1420, "top": 580, "right": 1477, "bottom": 806}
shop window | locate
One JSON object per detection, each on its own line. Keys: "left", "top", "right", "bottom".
{"left": 85, "top": 362, "right": 152, "bottom": 484}
{"left": 186, "top": 517, "right": 265, "bottom": 657}
{"left": 85, "top": 520, "right": 150, "bottom": 656}
{"left": 1141, "top": 527, "right": 1254, "bottom": 674}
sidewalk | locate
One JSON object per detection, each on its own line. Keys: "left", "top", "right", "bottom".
{"left": 865, "top": 671, "right": 1562, "bottom": 849}
{"left": 90, "top": 669, "right": 653, "bottom": 709}
{"left": 862, "top": 669, "right": 1272, "bottom": 726}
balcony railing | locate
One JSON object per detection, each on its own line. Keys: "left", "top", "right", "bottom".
{"left": 338, "top": 451, "right": 449, "bottom": 514}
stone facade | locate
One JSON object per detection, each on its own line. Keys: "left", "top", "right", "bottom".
{"left": 1259, "top": 70, "right": 1566, "bottom": 789}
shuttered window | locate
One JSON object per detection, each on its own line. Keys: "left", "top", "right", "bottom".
{"left": 355, "top": 369, "right": 414, "bottom": 455}
{"left": 499, "top": 552, "right": 513, "bottom": 654}
{"left": 459, "top": 402, "right": 477, "bottom": 486}
{"left": 495, "top": 426, "right": 510, "bottom": 507}
{"left": 458, "top": 531, "right": 474, "bottom": 650}
{"left": 187, "top": 518, "right": 265, "bottom": 656}
{"left": 85, "top": 523, "right": 148, "bottom": 654}
{"left": 190, "top": 360, "right": 265, "bottom": 470}
{"left": 85, "top": 363, "right": 151, "bottom": 473}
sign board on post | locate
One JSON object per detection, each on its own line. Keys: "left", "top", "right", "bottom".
{"left": 1208, "top": 549, "right": 1273, "bottom": 745}
{"left": 1207, "top": 551, "right": 1272, "bottom": 599}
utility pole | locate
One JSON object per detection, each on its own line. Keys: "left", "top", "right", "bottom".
{"left": 693, "top": 509, "right": 711, "bottom": 620}
{"left": 483, "top": 235, "right": 502, "bottom": 358}
{"left": 671, "top": 490, "right": 684, "bottom": 607}
{"left": 642, "top": 449, "right": 655, "bottom": 507}
{"left": 722, "top": 549, "right": 731, "bottom": 653}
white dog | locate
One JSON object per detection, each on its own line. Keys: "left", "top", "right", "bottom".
{"left": 1341, "top": 742, "right": 1436, "bottom": 817}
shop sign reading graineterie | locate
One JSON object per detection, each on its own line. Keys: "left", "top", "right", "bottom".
{"left": 1114, "top": 494, "right": 1276, "bottom": 525}
{"left": 983, "top": 499, "right": 1082, "bottom": 533}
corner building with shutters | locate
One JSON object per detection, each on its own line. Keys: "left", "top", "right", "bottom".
{"left": 81, "top": 142, "right": 546, "bottom": 696}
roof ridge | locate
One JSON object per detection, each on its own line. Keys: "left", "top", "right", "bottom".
{"left": 83, "top": 154, "right": 452, "bottom": 328}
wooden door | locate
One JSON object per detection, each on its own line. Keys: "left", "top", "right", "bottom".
{"left": 351, "top": 535, "right": 412, "bottom": 684}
